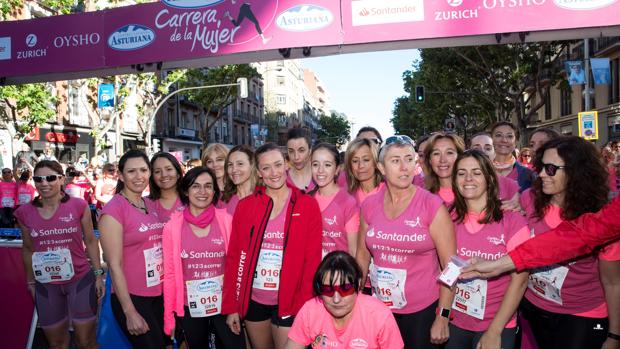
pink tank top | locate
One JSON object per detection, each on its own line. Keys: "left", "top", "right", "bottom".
{"left": 181, "top": 221, "right": 226, "bottom": 306}
{"left": 315, "top": 189, "right": 360, "bottom": 256}
{"left": 452, "top": 211, "right": 529, "bottom": 331}
{"left": 153, "top": 197, "right": 184, "bottom": 223}
{"left": 14, "top": 197, "right": 90, "bottom": 284}
{"left": 251, "top": 193, "right": 290, "bottom": 305}
{"left": 520, "top": 190, "right": 607, "bottom": 316}
{"left": 362, "top": 186, "right": 443, "bottom": 314}
{"left": 101, "top": 195, "right": 165, "bottom": 297}
{"left": 0, "top": 181, "right": 17, "bottom": 208}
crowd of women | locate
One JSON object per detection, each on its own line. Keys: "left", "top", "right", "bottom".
{"left": 15, "top": 123, "right": 620, "bottom": 349}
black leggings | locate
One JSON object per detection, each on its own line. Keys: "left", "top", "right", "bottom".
{"left": 520, "top": 297, "right": 608, "bottom": 349}
{"left": 231, "top": 3, "right": 263, "bottom": 35}
{"left": 446, "top": 324, "right": 517, "bottom": 349}
{"left": 393, "top": 301, "right": 440, "bottom": 349}
{"left": 111, "top": 294, "right": 167, "bottom": 349}
{"left": 177, "top": 308, "right": 246, "bottom": 349}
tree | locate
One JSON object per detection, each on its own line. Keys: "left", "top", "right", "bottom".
{"left": 181, "top": 64, "right": 260, "bottom": 146}
{"left": 0, "top": 83, "right": 56, "bottom": 157}
{"left": 316, "top": 112, "right": 351, "bottom": 149}
{"left": 392, "top": 42, "right": 571, "bottom": 141}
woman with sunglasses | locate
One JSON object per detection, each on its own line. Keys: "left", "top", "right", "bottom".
{"left": 490, "top": 122, "right": 534, "bottom": 192}
{"left": 16, "top": 160, "right": 104, "bottom": 349}
{"left": 149, "top": 152, "right": 184, "bottom": 222}
{"left": 519, "top": 136, "right": 620, "bottom": 349}
{"left": 345, "top": 138, "right": 384, "bottom": 205}
{"left": 445, "top": 150, "right": 530, "bottom": 349}
{"left": 163, "top": 166, "right": 246, "bottom": 348}
{"left": 309, "top": 143, "right": 359, "bottom": 257}
{"left": 221, "top": 145, "right": 257, "bottom": 216}
{"left": 95, "top": 163, "right": 117, "bottom": 209}
{"left": 99, "top": 150, "right": 168, "bottom": 348}
{"left": 203, "top": 143, "right": 230, "bottom": 193}
{"left": 286, "top": 128, "right": 315, "bottom": 191}
{"left": 222, "top": 143, "right": 322, "bottom": 349}
{"left": 284, "top": 251, "right": 403, "bottom": 349}
{"left": 356, "top": 135, "right": 456, "bottom": 348}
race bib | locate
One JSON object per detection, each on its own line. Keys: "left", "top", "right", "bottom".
{"left": 18, "top": 193, "right": 31, "bottom": 205}
{"left": 32, "top": 248, "right": 75, "bottom": 283}
{"left": 186, "top": 275, "right": 223, "bottom": 318}
{"left": 370, "top": 265, "right": 408, "bottom": 309}
{"left": 453, "top": 279, "right": 487, "bottom": 320}
{"left": 253, "top": 249, "right": 282, "bottom": 291}
{"left": 528, "top": 265, "right": 569, "bottom": 305}
{"left": 143, "top": 244, "right": 163, "bottom": 288}
{"left": 2, "top": 197, "right": 14, "bottom": 208}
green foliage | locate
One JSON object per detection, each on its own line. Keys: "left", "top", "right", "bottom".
{"left": 0, "top": 83, "right": 56, "bottom": 138}
{"left": 0, "top": 0, "right": 21, "bottom": 19}
{"left": 316, "top": 112, "right": 351, "bottom": 149}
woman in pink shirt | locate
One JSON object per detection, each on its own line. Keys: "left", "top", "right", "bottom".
{"left": 203, "top": 143, "right": 229, "bottom": 192}
{"left": 95, "top": 163, "right": 117, "bottom": 209}
{"left": 162, "top": 166, "right": 245, "bottom": 348}
{"left": 16, "top": 169, "right": 36, "bottom": 205}
{"left": 344, "top": 138, "right": 384, "bottom": 206}
{"left": 356, "top": 135, "right": 456, "bottom": 348}
{"left": 519, "top": 136, "right": 620, "bottom": 349}
{"left": 149, "top": 152, "right": 184, "bottom": 222}
{"left": 445, "top": 150, "right": 530, "bottom": 349}
{"left": 16, "top": 160, "right": 103, "bottom": 349}
{"left": 310, "top": 143, "right": 360, "bottom": 257}
{"left": 220, "top": 145, "right": 257, "bottom": 216}
{"left": 285, "top": 251, "right": 404, "bottom": 349}
{"left": 99, "top": 150, "right": 168, "bottom": 348}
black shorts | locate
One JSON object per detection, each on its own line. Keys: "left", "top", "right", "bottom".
{"left": 244, "top": 299, "right": 295, "bottom": 327}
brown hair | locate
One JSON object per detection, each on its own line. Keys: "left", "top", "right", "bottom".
{"left": 423, "top": 132, "right": 466, "bottom": 193}
{"left": 344, "top": 138, "right": 382, "bottom": 194}
{"left": 221, "top": 145, "right": 257, "bottom": 203}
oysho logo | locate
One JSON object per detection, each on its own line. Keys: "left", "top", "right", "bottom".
{"left": 0, "top": 37, "right": 10, "bottom": 60}
{"left": 553, "top": 0, "right": 616, "bottom": 9}
{"left": 276, "top": 5, "right": 334, "bottom": 32}
{"left": 53, "top": 33, "right": 101, "bottom": 48}
{"left": 161, "top": 0, "right": 222, "bottom": 9}
{"left": 107, "top": 25, "right": 155, "bottom": 51}
{"left": 26, "top": 34, "right": 37, "bottom": 48}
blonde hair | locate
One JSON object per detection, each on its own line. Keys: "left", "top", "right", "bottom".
{"left": 423, "top": 132, "right": 466, "bottom": 193}
{"left": 201, "top": 143, "right": 229, "bottom": 166}
{"left": 345, "top": 138, "right": 382, "bottom": 194}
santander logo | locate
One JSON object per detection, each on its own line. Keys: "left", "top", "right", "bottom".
{"left": 359, "top": 8, "right": 370, "bottom": 16}
{"left": 553, "top": 0, "right": 616, "bottom": 9}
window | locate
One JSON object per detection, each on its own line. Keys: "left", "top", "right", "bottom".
{"left": 610, "top": 58, "right": 620, "bottom": 105}
{"left": 544, "top": 91, "right": 552, "bottom": 120}
{"left": 276, "top": 95, "right": 286, "bottom": 104}
{"left": 560, "top": 87, "right": 572, "bottom": 116}
{"left": 68, "top": 81, "right": 90, "bottom": 127}
{"left": 277, "top": 76, "right": 285, "bottom": 87}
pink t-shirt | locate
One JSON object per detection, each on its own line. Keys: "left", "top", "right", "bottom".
{"left": 438, "top": 187, "right": 454, "bottom": 205}
{"left": 100, "top": 195, "right": 165, "bottom": 297}
{"left": 413, "top": 174, "right": 425, "bottom": 187}
{"left": 505, "top": 165, "right": 519, "bottom": 182}
{"left": 452, "top": 211, "right": 529, "bottom": 332}
{"left": 0, "top": 181, "right": 17, "bottom": 208}
{"left": 315, "top": 189, "right": 360, "bottom": 257}
{"left": 289, "top": 294, "right": 404, "bottom": 349}
{"left": 520, "top": 190, "right": 607, "bottom": 316}
{"left": 498, "top": 176, "right": 519, "bottom": 201}
{"left": 180, "top": 221, "right": 226, "bottom": 306}
{"left": 65, "top": 182, "right": 90, "bottom": 201}
{"left": 354, "top": 182, "right": 385, "bottom": 206}
{"left": 96, "top": 178, "right": 116, "bottom": 208}
{"left": 362, "top": 186, "right": 444, "bottom": 314}
{"left": 17, "top": 182, "right": 36, "bottom": 205}
{"left": 153, "top": 197, "right": 185, "bottom": 223}
{"left": 251, "top": 192, "right": 290, "bottom": 305}
{"left": 336, "top": 171, "right": 348, "bottom": 188}
{"left": 14, "top": 197, "right": 90, "bottom": 284}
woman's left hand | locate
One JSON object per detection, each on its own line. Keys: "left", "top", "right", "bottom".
{"left": 476, "top": 329, "right": 501, "bottom": 349}
{"left": 95, "top": 275, "right": 105, "bottom": 301}
{"left": 430, "top": 316, "right": 449, "bottom": 344}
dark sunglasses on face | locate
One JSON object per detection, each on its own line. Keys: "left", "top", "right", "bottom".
{"left": 319, "top": 283, "right": 356, "bottom": 297}
{"left": 33, "top": 174, "right": 63, "bottom": 183}
{"left": 540, "top": 163, "right": 565, "bottom": 176}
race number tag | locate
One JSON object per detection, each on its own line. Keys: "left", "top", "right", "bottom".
{"left": 528, "top": 265, "right": 569, "bottom": 305}
{"left": 18, "top": 193, "right": 31, "bottom": 205}
{"left": 186, "top": 275, "right": 223, "bottom": 318}
{"left": 253, "top": 249, "right": 282, "bottom": 291}
{"left": 32, "top": 248, "right": 75, "bottom": 283}
{"left": 453, "top": 279, "right": 487, "bottom": 320}
{"left": 143, "top": 244, "right": 163, "bottom": 288}
{"left": 370, "top": 265, "right": 408, "bottom": 309}
{"left": 2, "top": 197, "right": 14, "bottom": 208}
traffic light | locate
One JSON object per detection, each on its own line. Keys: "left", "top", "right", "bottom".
{"left": 415, "top": 86, "right": 425, "bottom": 103}
{"left": 152, "top": 138, "right": 161, "bottom": 153}
{"left": 237, "top": 77, "right": 248, "bottom": 99}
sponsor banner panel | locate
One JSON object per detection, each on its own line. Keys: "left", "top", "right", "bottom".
{"left": 0, "top": 12, "right": 105, "bottom": 76}
{"left": 343, "top": 0, "right": 620, "bottom": 44}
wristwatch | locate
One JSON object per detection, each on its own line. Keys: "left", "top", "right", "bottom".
{"left": 93, "top": 268, "right": 105, "bottom": 276}
{"left": 436, "top": 307, "right": 452, "bottom": 320}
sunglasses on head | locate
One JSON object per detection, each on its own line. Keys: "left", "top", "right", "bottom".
{"left": 540, "top": 163, "right": 565, "bottom": 176}
{"left": 369, "top": 138, "right": 382, "bottom": 145}
{"left": 319, "top": 283, "right": 356, "bottom": 297}
{"left": 33, "top": 174, "right": 63, "bottom": 183}
{"left": 385, "top": 135, "right": 414, "bottom": 146}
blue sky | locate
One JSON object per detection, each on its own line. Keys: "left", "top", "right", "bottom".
{"left": 303, "top": 48, "right": 420, "bottom": 140}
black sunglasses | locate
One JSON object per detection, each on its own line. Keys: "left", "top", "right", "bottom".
{"left": 541, "top": 163, "right": 565, "bottom": 177}
{"left": 33, "top": 174, "right": 63, "bottom": 183}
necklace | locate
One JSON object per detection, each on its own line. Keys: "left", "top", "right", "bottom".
{"left": 120, "top": 193, "right": 148, "bottom": 214}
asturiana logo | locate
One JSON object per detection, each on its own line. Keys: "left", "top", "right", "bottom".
{"left": 553, "top": 0, "right": 616, "bottom": 9}
{"left": 276, "top": 5, "right": 333, "bottom": 32}
{"left": 108, "top": 25, "right": 155, "bottom": 51}
{"left": 161, "top": 0, "right": 223, "bottom": 9}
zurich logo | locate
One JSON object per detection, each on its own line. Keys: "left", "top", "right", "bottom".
{"left": 26, "top": 34, "right": 37, "bottom": 48}
{"left": 108, "top": 25, "right": 155, "bottom": 51}
{"left": 553, "top": 0, "right": 617, "bottom": 9}
{"left": 162, "top": 0, "right": 222, "bottom": 9}
{"left": 276, "top": 5, "right": 333, "bottom": 32}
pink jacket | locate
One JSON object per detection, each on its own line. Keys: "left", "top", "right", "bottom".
{"left": 162, "top": 208, "right": 232, "bottom": 335}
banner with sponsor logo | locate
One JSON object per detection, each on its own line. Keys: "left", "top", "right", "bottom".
{"left": 565, "top": 61, "right": 585, "bottom": 85}
{"left": 591, "top": 58, "right": 611, "bottom": 85}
